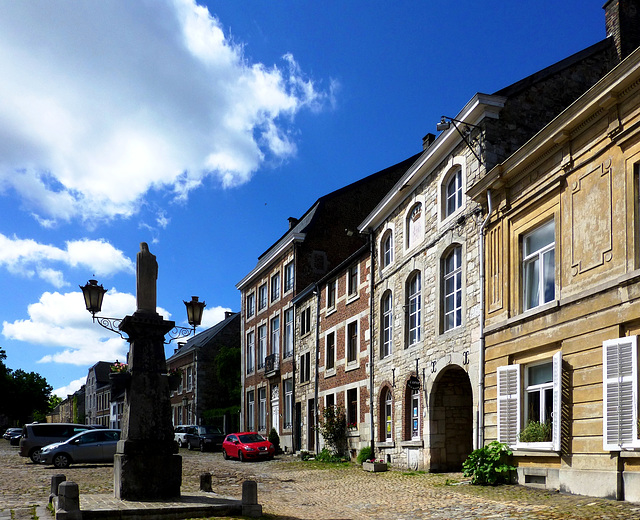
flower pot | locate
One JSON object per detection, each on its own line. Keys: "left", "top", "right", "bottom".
{"left": 362, "top": 461, "right": 388, "bottom": 472}
{"left": 109, "top": 371, "right": 131, "bottom": 394}
{"left": 168, "top": 373, "right": 182, "bottom": 392}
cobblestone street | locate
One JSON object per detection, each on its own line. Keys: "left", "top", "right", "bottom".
{"left": 2, "top": 441, "right": 640, "bottom": 519}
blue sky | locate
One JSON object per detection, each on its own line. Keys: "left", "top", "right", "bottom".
{"left": 0, "top": 1, "right": 606, "bottom": 397}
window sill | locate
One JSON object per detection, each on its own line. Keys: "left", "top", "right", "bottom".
{"left": 346, "top": 294, "right": 359, "bottom": 305}
{"left": 513, "top": 442, "right": 556, "bottom": 454}
{"left": 400, "top": 439, "right": 423, "bottom": 448}
{"left": 377, "top": 441, "right": 395, "bottom": 448}
{"left": 619, "top": 450, "right": 640, "bottom": 457}
{"left": 510, "top": 300, "right": 558, "bottom": 325}
{"left": 324, "top": 369, "right": 336, "bottom": 378}
{"left": 345, "top": 362, "right": 359, "bottom": 372}
{"left": 347, "top": 430, "right": 360, "bottom": 437}
{"left": 326, "top": 307, "right": 336, "bottom": 317}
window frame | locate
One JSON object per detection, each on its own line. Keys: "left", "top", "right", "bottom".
{"left": 443, "top": 246, "right": 462, "bottom": 332}
{"left": 497, "top": 351, "right": 562, "bottom": 451}
{"left": 327, "top": 280, "right": 337, "bottom": 310}
{"left": 284, "top": 379, "right": 293, "bottom": 429}
{"left": 257, "top": 324, "right": 266, "bottom": 370}
{"left": 284, "top": 262, "right": 294, "bottom": 293}
{"left": 381, "top": 230, "right": 393, "bottom": 269}
{"left": 445, "top": 168, "right": 463, "bottom": 218}
{"left": 325, "top": 331, "right": 336, "bottom": 372}
{"left": 347, "top": 265, "right": 359, "bottom": 298}
{"left": 346, "top": 320, "right": 358, "bottom": 365}
{"left": 283, "top": 308, "right": 294, "bottom": 358}
{"left": 270, "top": 315, "right": 280, "bottom": 356}
{"left": 258, "top": 284, "right": 268, "bottom": 312}
{"left": 247, "top": 390, "right": 255, "bottom": 431}
{"left": 258, "top": 387, "right": 267, "bottom": 432}
{"left": 271, "top": 272, "right": 281, "bottom": 303}
{"left": 410, "top": 387, "right": 420, "bottom": 440}
{"left": 347, "top": 388, "right": 358, "bottom": 429}
{"left": 300, "top": 307, "right": 312, "bottom": 336}
{"left": 522, "top": 219, "right": 555, "bottom": 311}
{"left": 381, "top": 291, "right": 392, "bottom": 358}
{"left": 300, "top": 351, "right": 311, "bottom": 384}
{"left": 407, "top": 272, "right": 421, "bottom": 347}
{"left": 246, "top": 292, "right": 255, "bottom": 319}
{"left": 246, "top": 331, "right": 255, "bottom": 374}
{"left": 406, "top": 202, "right": 424, "bottom": 250}
{"left": 384, "top": 389, "right": 393, "bottom": 441}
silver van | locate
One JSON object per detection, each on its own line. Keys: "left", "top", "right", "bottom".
{"left": 19, "top": 423, "right": 94, "bottom": 462}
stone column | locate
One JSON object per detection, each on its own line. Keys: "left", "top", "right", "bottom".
{"left": 113, "top": 243, "right": 182, "bottom": 500}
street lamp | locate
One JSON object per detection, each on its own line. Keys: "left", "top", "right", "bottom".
{"left": 79, "top": 279, "right": 205, "bottom": 343}
{"left": 436, "top": 115, "right": 483, "bottom": 165}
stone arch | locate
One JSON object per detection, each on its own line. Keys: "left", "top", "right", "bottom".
{"left": 428, "top": 364, "right": 473, "bottom": 471}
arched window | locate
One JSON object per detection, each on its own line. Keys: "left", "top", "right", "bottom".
{"left": 445, "top": 168, "right": 463, "bottom": 217}
{"left": 404, "top": 384, "right": 421, "bottom": 440}
{"left": 380, "top": 388, "right": 393, "bottom": 441}
{"left": 381, "top": 230, "right": 393, "bottom": 268}
{"left": 407, "top": 272, "right": 421, "bottom": 347}
{"left": 381, "top": 291, "right": 393, "bottom": 358}
{"left": 443, "top": 246, "right": 462, "bottom": 331}
{"left": 407, "top": 203, "right": 423, "bottom": 249}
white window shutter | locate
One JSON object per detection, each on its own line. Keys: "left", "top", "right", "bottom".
{"left": 603, "top": 336, "right": 639, "bottom": 451}
{"left": 497, "top": 364, "right": 520, "bottom": 446}
{"left": 552, "top": 351, "right": 562, "bottom": 452}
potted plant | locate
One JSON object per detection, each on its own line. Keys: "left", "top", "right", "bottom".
{"left": 109, "top": 361, "right": 130, "bottom": 393}
{"left": 167, "top": 368, "right": 182, "bottom": 392}
{"left": 362, "top": 458, "right": 388, "bottom": 472}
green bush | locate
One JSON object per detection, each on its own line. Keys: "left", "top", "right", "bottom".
{"left": 357, "top": 445, "right": 373, "bottom": 464}
{"left": 518, "top": 420, "right": 551, "bottom": 442}
{"left": 317, "top": 406, "right": 348, "bottom": 456}
{"left": 299, "top": 450, "right": 311, "bottom": 461}
{"left": 462, "top": 441, "right": 515, "bottom": 486}
{"left": 316, "top": 448, "right": 345, "bottom": 462}
{"left": 268, "top": 428, "right": 281, "bottom": 453}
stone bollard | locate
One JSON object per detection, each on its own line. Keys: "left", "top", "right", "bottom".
{"left": 50, "top": 474, "right": 66, "bottom": 503}
{"left": 241, "top": 480, "right": 262, "bottom": 518}
{"left": 200, "top": 472, "right": 212, "bottom": 492}
{"left": 55, "top": 481, "right": 82, "bottom": 520}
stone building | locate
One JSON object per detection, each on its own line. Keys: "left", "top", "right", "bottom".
{"left": 293, "top": 243, "right": 372, "bottom": 456}
{"left": 357, "top": 1, "right": 631, "bottom": 472}
{"left": 85, "top": 361, "right": 111, "bottom": 426}
{"left": 166, "top": 311, "right": 240, "bottom": 430}
{"left": 469, "top": 43, "right": 640, "bottom": 501}
{"left": 237, "top": 156, "right": 418, "bottom": 452}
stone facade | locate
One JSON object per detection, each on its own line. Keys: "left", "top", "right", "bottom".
{"left": 469, "top": 46, "right": 640, "bottom": 502}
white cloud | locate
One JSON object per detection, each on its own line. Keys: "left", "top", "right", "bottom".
{"left": 2, "top": 289, "right": 171, "bottom": 367}
{"left": 0, "top": 0, "right": 330, "bottom": 225}
{"left": 200, "top": 305, "right": 234, "bottom": 329}
{"left": 0, "top": 234, "right": 134, "bottom": 287}
{"left": 53, "top": 377, "right": 87, "bottom": 399}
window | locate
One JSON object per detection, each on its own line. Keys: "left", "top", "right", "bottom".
{"left": 247, "top": 391, "right": 255, "bottom": 431}
{"left": 178, "top": 370, "right": 184, "bottom": 393}
{"left": 246, "top": 331, "right": 255, "bottom": 374}
{"left": 347, "top": 388, "right": 358, "bottom": 428}
{"left": 407, "top": 272, "right": 421, "bottom": 346}
{"left": 445, "top": 168, "right": 463, "bottom": 217}
{"left": 271, "top": 272, "right": 280, "bottom": 302}
{"left": 246, "top": 293, "right": 255, "bottom": 318}
{"left": 284, "top": 262, "right": 294, "bottom": 293}
{"left": 443, "top": 246, "right": 462, "bottom": 331}
{"left": 258, "top": 284, "right": 267, "bottom": 311}
{"left": 497, "top": 351, "right": 561, "bottom": 450}
{"left": 300, "top": 352, "right": 311, "bottom": 383}
{"left": 186, "top": 366, "right": 193, "bottom": 392}
{"left": 257, "top": 325, "right": 266, "bottom": 369}
{"left": 410, "top": 388, "right": 420, "bottom": 440}
{"left": 603, "top": 336, "right": 640, "bottom": 450}
{"left": 327, "top": 280, "right": 336, "bottom": 309}
{"left": 258, "top": 388, "right": 266, "bottom": 431}
{"left": 301, "top": 307, "right": 311, "bottom": 335}
{"left": 381, "top": 230, "right": 393, "bottom": 269}
{"left": 384, "top": 389, "right": 392, "bottom": 441}
{"left": 270, "top": 316, "right": 280, "bottom": 355}
{"left": 283, "top": 308, "right": 294, "bottom": 358}
{"left": 325, "top": 393, "right": 335, "bottom": 409}
{"left": 326, "top": 331, "right": 335, "bottom": 371}
{"left": 284, "top": 379, "right": 293, "bottom": 429}
{"left": 407, "top": 203, "right": 423, "bottom": 249}
{"left": 381, "top": 291, "right": 392, "bottom": 358}
{"left": 348, "top": 265, "right": 358, "bottom": 297}
{"left": 347, "top": 321, "right": 358, "bottom": 363}
{"left": 523, "top": 220, "right": 555, "bottom": 311}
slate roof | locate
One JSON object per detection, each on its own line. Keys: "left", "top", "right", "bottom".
{"left": 166, "top": 312, "right": 240, "bottom": 363}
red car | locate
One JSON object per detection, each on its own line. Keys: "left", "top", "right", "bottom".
{"left": 222, "top": 432, "right": 275, "bottom": 462}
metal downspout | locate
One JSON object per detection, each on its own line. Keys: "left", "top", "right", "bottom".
{"left": 367, "top": 231, "right": 376, "bottom": 458}
{"left": 478, "top": 189, "right": 493, "bottom": 449}
{"left": 314, "top": 285, "right": 320, "bottom": 453}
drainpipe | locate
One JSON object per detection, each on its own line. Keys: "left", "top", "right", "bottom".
{"left": 366, "top": 231, "right": 376, "bottom": 458}
{"left": 477, "top": 189, "right": 493, "bottom": 449}
{"left": 314, "top": 285, "right": 320, "bottom": 453}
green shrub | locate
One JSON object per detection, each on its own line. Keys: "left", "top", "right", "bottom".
{"left": 299, "top": 450, "right": 311, "bottom": 461}
{"left": 316, "top": 447, "right": 345, "bottom": 462}
{"left": 462, "top": 441, "right": 515, "bottom": 486}
{"left": 317, "top": 406, "right": 348, "bottom": 456}
{"left": 357, "top": 445, "right": 373, "bottom": 464}
{"left": 518, "top": 420, "right": 551, "bottom": 442}
{"left": 268, "top": 428, "right": 281, "bottom": 453}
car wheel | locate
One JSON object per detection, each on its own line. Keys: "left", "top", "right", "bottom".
{"left": 177, "top": 439, "right": 183, "bottom": 448}
{"left": 239, "top": 451, "right": 245, "bottom": 462}
{"left": 29, "top": 449, "right": 41, "bottom": 464}
{"left": 187, "top": 441, "right": 193, "bottom": 451}
{"left": 222, "top": 449, "right": 229, "bottom": 460}
{"left": 53, "top": 453, "right": 70, "bottom": 469}
{"left": 200, "top": 442, "right": 205, "bottom": 452}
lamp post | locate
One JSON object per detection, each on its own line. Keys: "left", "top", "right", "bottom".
{"left": 79, "top": 243, "right": 206, "bottom": 500}
{"left": 436, "top": 115, "right": 483, "bottom": 165}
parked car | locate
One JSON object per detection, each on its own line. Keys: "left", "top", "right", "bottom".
{"left": 173, "top": 424, "right": 195, "bottom": 448}
{"left": 9, "top": 430, "right": 22, "bottom": 446}
{"left": 3, "top": 428, "right": 21, "bottom": 441}
{"left": 19, "top": 423, "right": 95, "bottom": 463}
{"left": 184, "top": 425, "right": 225, "bottom": 451}
{"left": 222, "top": 432, "right": 275, "bottom": 462}
{"left": 39, "top": 429, "right": 121, "bottom": 468}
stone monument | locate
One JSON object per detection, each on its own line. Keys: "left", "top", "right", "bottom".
{"left": 113, "top": 242, "right": 182, "bottom": 500}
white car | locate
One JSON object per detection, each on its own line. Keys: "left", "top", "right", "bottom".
{"left": 39, "top": 429, "right": 120, "bottom": 468}
{"left": 174, "top": 425, "right": 195, "bottom": 448}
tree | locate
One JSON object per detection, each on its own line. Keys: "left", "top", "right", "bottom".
{"left": 317, "top": 406, "right": 348, "bottom": 456}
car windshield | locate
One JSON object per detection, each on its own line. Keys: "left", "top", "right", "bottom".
{"left": 238, "top": 433, "right": 265, "bottom": 443}
{"left": 200, "top": 426, "right": 222, "bottom": 434}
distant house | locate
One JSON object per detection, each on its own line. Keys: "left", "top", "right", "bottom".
{"left": 85, "top": 361, "right": 112, "bottom": 427}
{"left": 166, "top": 312, "right": 240, "bottom": 432}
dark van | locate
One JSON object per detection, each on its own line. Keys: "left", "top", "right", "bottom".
{"left": 19, "top": 423, "right": 94, "bottom": 463}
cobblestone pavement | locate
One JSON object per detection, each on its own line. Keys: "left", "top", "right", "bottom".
{"left": 2, "top": 440, "right": 640, "bottom": 519}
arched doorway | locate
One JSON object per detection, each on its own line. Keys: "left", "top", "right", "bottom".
{"left": 429, "top": 365, "right": 473, "bottom": 471}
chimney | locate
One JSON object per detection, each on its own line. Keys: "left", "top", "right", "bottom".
{"left": 422, "top": 133, "right": 435, "bottom": 151}
{"left": 225, "top": 311, "right": 233, "bottom": 319}
{"left": 288, "top": 217, "right": 299, "bottom": 230}
{"left": 604, "top": 0, "right": 640, "bottom": 60}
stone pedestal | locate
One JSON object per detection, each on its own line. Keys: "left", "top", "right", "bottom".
{"left": 114, "top": 311, "right": 181, "bottom": 500}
